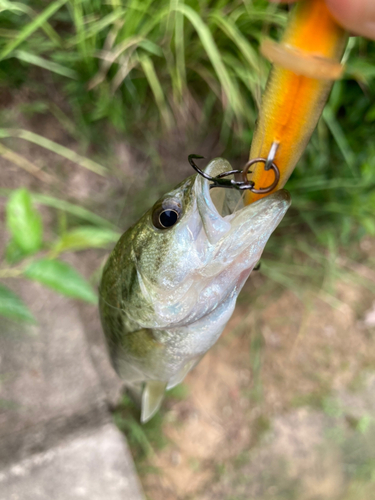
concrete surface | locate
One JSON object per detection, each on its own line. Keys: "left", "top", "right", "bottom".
{"left": 0, "top": 423, "right": 142, "bottom": 500}
{"left": 0, "top": 277, "right": 144, "bottom": 500}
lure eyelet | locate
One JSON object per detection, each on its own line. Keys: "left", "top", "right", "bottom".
{"left": 152, "top": 199, "right": 182, "bottom": 230}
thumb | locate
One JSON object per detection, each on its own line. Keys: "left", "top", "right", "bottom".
{"left": 326, "top": 0, "right": 375, "bottom": 40}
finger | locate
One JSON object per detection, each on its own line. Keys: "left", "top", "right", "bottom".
{"left": 326, "top": 0, "right": 375, "bottom": 40}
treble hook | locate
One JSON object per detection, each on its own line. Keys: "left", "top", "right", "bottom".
{"left": 188, "top": 154, "right": 251, "bottom": 190}
{"left": 188, "top": 154, "right": 280, "bottom": 194}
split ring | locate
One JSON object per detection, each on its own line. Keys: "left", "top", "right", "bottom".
{"left": 242, "top": 158, "right": 280, "bottom": 194}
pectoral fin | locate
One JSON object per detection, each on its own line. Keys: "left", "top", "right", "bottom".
{"left": 166, "top": 357, "right": 202, "bottom": 390}
{"left": 141, "top": 380, "right": 167, "bottom": 423}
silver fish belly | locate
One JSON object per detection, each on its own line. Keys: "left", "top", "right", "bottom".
{"left": 99, "top": 158, "right": 291, "bottom": 422}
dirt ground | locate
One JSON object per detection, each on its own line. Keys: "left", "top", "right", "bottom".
{"left": 139, "top": 262, "right": 375, "bottom": 500}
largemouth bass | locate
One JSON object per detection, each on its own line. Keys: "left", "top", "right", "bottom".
{"left": 99, "top": 158, "right": 290, "bottom": 422}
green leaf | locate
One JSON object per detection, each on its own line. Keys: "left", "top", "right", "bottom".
{"left": 6, "top": 188, "right": 43, "bottom": 255}
{"left": 362, "top": 217, "right": 375, "bottom": 236}
{"left": 5, "top": 239, "right": 28, "bottom": 264}
{"left": 0, "top": 283, "right": 36, "bottom": 324}
{"left": 24, "top": 259, "right": 97, "bottom": 304}
{"left": 52, "top": 226, "right": 120, "bottom": 254}
{"left": 0, "top": 189, "right": 117, "bottom": 229}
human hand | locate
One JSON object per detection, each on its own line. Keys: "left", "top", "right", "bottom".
{"left": 271, "top": 0, "right": 375, "bottom": 40}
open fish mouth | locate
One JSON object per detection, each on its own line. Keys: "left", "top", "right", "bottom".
{"left": 194, "top": 157, "right": 291, "bottom": 246}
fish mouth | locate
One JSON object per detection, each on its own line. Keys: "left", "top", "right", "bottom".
{"left": 194, "top": 157, "right": 291, "bottom": 246}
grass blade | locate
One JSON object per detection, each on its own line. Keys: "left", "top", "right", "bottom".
{"left": 323, "top": 107, "right": 356, "bottom": 175}
{"left": 0, "top": 0, "right": 67, "bottom": 60}
{"left": 51, "top": 226, "right": 120, "bottom": 255}
{"left": 0, "top": 129, "right": 107, "bottom": 176}
{"left": 0, "top": 1, "right": 62, "bottom": 46}
{"left": 139, "top": 54, "right": 173, "bottom": 128}
{"left": 174, "top": 3, "right": 244, "bottom": 119}
{"left": 0, "top": 142, "right": 53, "bottom": 183}
{"left": 209, "top": 13, "right": 259, "bottom": 72}
{"left": 170, "top": 0, "right": 186, "bottom": 98}
{"left": 69, "top": 9, "right": 126, "bottom": 43}
{"left": 13, "top": 50, "right": 78, "bottom": 79}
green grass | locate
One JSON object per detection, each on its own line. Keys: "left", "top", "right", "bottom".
{"left": 0, "top": 0, "right": 284, "bottom": 140}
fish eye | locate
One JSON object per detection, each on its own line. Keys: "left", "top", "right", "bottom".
{"left": 152, "top": 199, "right": 182, "bottom": 230}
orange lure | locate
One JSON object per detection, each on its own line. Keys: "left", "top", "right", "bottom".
{"left": 245, "top": 0, "right": 348, "bottom": 204}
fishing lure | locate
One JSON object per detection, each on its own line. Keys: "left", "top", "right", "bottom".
{"left": 99, "top": 157, "right": 290, "bottom": 422}
{"left": 246, "top": 0, "right": 348, "bottom": 204}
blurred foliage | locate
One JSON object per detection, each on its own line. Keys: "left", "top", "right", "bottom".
{"left": 114, "top": 393, "right": 168, "bottom": 464}
{"left": 0, "top": 187, "right": 120, "bottom": 322}
{"left": 0, "top": 0, "right": 284, "bottom": 140}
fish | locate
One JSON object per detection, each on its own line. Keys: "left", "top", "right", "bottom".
{"left": 99, "top": 157, "right": 291, "bottom": 423}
